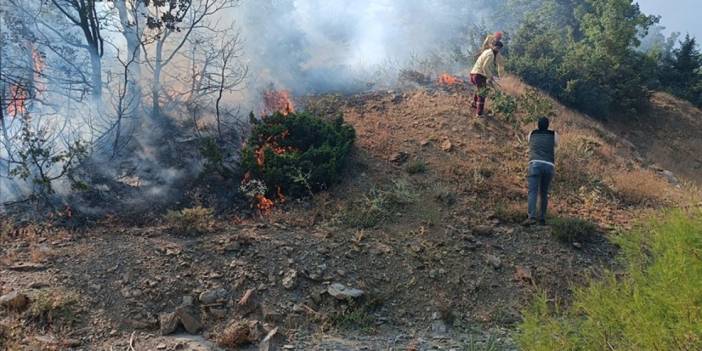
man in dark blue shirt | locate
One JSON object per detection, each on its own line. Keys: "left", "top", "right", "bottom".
{"left": 524, "top": 117, "right": 558, "bottom": 226}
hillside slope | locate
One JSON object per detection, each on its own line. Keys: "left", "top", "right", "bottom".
{"left": 1, "top": 77, "right": 700, "bottom": 350}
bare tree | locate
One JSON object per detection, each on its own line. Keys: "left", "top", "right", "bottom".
{"left": 139, "top": 0, "right": 237, "bottom": 120}
{"left": 48, "top": 0, "right": 105, "bottom": 99}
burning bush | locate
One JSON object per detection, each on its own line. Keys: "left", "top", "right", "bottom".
{"left": 241, "top": 111, "right": 355, "bottom": 202}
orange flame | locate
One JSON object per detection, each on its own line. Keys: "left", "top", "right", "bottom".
{"left": 438, "top": 73, "right": 460, "bottom": 86}
{"left": 263, "top": 90, "right": 295, "bottom": 116}
{"left": 7, "top": 84, "right": 28, "bottom": 117}
{"left": 255, "top": 194, "right": 275, "bottom": 212}
{"left": 32, "top": 47, "right": 46, "bottom": 94}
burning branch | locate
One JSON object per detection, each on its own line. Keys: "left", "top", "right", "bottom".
{"left": 263, "top": 90, "right": 295, "bottom": 116}
{"left": 438, "top": 73, "right": 461, "bottom": 86}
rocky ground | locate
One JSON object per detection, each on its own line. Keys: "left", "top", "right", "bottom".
{"left": 1, "top": 76, "right": 699, "bottom": 350}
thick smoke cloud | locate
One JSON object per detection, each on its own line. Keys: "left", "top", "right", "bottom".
{"left": 234, "top": 0, "right": 501, "bottom": 95}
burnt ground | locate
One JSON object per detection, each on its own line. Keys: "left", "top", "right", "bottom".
{"left": 1, "top": 76, "right": 699, "bottom": 350}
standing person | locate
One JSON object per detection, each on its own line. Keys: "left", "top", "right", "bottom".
{"left": 470, "top": 40, "right": 503, "bottom": 117}
{"left": 481, "top": 32, "right": 503, "bottom": 52}
{"left": 524, "top": 117, "right": 558, "bottom": 226}
{"left": 477, "top": 32, "right": 505, "bottom": 78}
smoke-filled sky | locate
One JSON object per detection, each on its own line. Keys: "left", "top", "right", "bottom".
{"left": 636, "top": 0, "right": 702, "bottom": 40}
{"left": 233, "top": 0, "right": 493, "bottom": 94}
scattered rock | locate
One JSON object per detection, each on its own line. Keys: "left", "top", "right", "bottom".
{"left": 34, "top": 335, "right": 81, "bottom": 348}
{"left": 282, "top": 270, "right": 298, "bottom": 290}
{"left": 156, "top": 343, "right": 167, "bottom": 350}
{"left": 259, "top": 327, "right": 281, "bottom": 351}
{"left": 8, "top": 262, "right": 47, "bottom": 271}
{"left": 573, "top": 242, "right": 583, "bottom": 249}
{"left": 176, "top": 306, "right": 203, "bottom": 334}
{"left": 485, "top": 254, "right": 502, "bottom": 269}
{"left": 217, "top": 320, "right": 264, "bottom": 349}
{"left": 0, "top": 291, "right": 30, "bottom": 311}
{"left": 441, "top": 140, "right": 453, "bottom": 152}
{"left": 420, "top": 139, "right": 431, "bottom": 146}
{"left": 237, "top": 288, "right": 258, "bottom": 316}
{"left": 327, "top": 283, "right": 364, "bottom": 300}
{"left": 661, "top": 170, "right": 679, "bottom": 185}
{"left": 159, "top": 312, "right": 180, "bottom": 335}
{"left": 26, "top": 282, "right": 50, "bottom": 289}
{"left": 209, "top": 308, "right": 228, "bottom": 319}
{"left": 473, "top": 225, "right": 494, "bottom": 236}
{"left": 199, "top": 288, "right": 228, "bottom": 305}
{"left": 431, "top": 319, "right": 448, "bottom": 336}
{"left": 262, "top": 305, "right": 283, "bottom": 323}
{"left": 514, "top": 266, "right": 533, "bottom": 284}
{"left": 389, "top": 152, "right": 409, "bottom": 164}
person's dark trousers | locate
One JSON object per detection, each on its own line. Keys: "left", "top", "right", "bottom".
{"left": 469, "top": 73, "right": 487, "bottom": 115}
{"left": 527, "top": 162, "right": 554, "bottom": 221}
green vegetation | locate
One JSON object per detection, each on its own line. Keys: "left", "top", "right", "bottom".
{"left": 241, "top": 111, "right": 355, "bottom": 198}
{"left": 342, "top": 180, "right": 418, "bottom": 228}
{"left": 27, "top": 289, "right": 81, "bottom": 329}
{"left": 405, "top": 159, "right": 428, "bottom": 175}
{"left": 508, "top": 0, "right": 657, "bottom": 117}
{"left": 550, "top": 217, "right": 598, "bottom": 243}
{"left": 658, "top": 35, "right": 702, "bottom": 107}
{"left": 165, "top": 206, "right": 215, "bottom": 235}
{"left": 519, "top": 211, "right": 702, "bottom": 350}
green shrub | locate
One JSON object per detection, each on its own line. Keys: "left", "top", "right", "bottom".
{"left": 241, "top": 111, "right": 355, "bottom": 198}
{"left": 519, "top": 88, "right": 555, "bottom": 125}
{"left": 165, "top": 206, "right": 215, "bottom": 235}
{"left": 550, "top": 217, "right": 598, "bottom": 243}
{"left": 405, "top": 159, "right": 428, "bottom": 175}
{"left": 342, "top": 180, "right": 418, "bottom": 228}
{"left": 518, "top": 210, "right": 702, "bottom": 350}
{"left": 490, "top": 89, "right": 518, "bottom": 125}
{"left": 27, "top": 289, "right": 81, "bottom": 329}
{"left": 199, "top": 137, "right": 234, "bottom": 178}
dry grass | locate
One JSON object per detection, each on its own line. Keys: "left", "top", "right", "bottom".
{"left": 164, "top": 206, "right": 215, "bottom": 235}
{"left": 610, "top": 169, "right": 669, "bottom": 206}
{"left": 27, "top": 289, "right": 81, "bottom": 330}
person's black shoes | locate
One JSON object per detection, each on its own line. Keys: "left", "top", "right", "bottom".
{"left": 522, "top": 218, "right": 537, "bottom": 226}
{"left": 538, "top": 219, "right": 547, "bottom": 226}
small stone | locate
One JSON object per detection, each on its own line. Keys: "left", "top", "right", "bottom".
{"left": 159, "top": 312, "right": 179, "bottom": 335}
{"left": 0, "top": 291, "right": 30, "bottom": 311}
{"left": 389, "top": 152, "right": 409, "bottom": 164}
{"left": 327, "top": 283, "right": 364, "bottom": 300}
{"left": 573, "top": 242, "right": 583, "bottom": 249}
{"left": 441, "top": 140, "right": 453, "bottom": 152}
{"left": 259, "top": 327, "right": 280, "bottom": 351}
{"left": 514, "top": 266, "right": 533, "bottom": 283}
{"left": 485, "top": 254, "right": 502, "bottom": 269}
{"left": 175, "top": 306, "right": 202, "bottom": 334}
{"left": 282, "top": 270, "right": 298, "bottom": 290}
{"left": 431, "top": 319, "right": 448, "bottom": 336}
{"left": 182, "top": 295, "right": 194, "bottom": 306}
{"left": 8, "top": 262, "right": 47, "bottom": 271}
{"left": 156, "top": 343, "right": 167, "bottom": 350}
{"left": 473, "top": 225, "right": 494, "bottom": 236}
{"left": 209, "top": 308, "right": 228, "bottom": 319}
{"left": 199, "top": 288, "right": 228, "bottom": 305}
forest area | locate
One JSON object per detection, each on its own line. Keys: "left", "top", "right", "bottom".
{"left": 1, "top": 0, "right": 702, "bottom": 350}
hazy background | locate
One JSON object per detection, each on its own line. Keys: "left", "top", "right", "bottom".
{"left": 637, "top": 0, "right": 702, "bottom": 40}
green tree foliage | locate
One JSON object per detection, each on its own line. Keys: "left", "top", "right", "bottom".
{"left": 241, "top": 112, "right": 355, "bottom": 198}
{"left": 659, "top": 35, "right": 702, "bottom": 106}
{"left": 508, "top": 0, "right": 658, "bottom": 117}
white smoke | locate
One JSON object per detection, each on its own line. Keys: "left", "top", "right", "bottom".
{"left": 234, "top": 0, "right": 500, "bottom": 95}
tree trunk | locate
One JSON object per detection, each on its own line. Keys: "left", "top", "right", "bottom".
{"left": 89, "top": 47, "right": 102, "bottom": 100}
{"left": 115, "top": 0, "right": 143, "bottom": 115}
{"left": 151, "top": 37, "right": 164, "bottom": 120}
